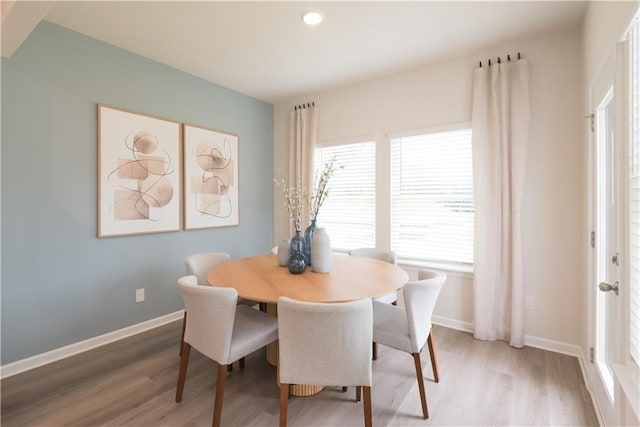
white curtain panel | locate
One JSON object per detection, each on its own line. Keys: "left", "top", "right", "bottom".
{"left": 471, "top": 59, "right": 530, "bottom": 348}
{"left": 289, "top": 104, "right": 318, "bottom": 228}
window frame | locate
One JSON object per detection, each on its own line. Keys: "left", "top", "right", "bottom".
{"left": 313, "top": 123, "right": 474, "bottom": 276}
{"left": 388, "top": 122, "right": 474, "bottom": 272}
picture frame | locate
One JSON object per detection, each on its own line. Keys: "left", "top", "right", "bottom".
{"left": 97, "top": 105, "right": 182, "bottom": 238}
{"left": 183, "top": 123, "right": 239, "bottom": 230}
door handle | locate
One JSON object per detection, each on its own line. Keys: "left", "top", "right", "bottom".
{"left": 598, "top": 281, "right": 619, "bottom": 296}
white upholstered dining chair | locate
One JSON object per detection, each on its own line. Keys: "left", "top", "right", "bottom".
{"left": 175, "top": 275, "right": 278, "bottom": 427}
{"left": 348, "top": 248, "right": 398, "bottom": 305}
{"left": 184, "top": 252, "right": 232, "bottom": 285}
{"left": 185, "top": 252, "right": 260, "bottom": 307}
{"left": 277, "top": 297, "right": 373, "bottom": 427}
{"left": 348, "top": 247, "right": 398, "bottom": 359}
{"left": 182, "top": 252, "right": 262, "bottom": 364}
{"left": 181, "top": 252, "right": 230, "bottom": 359}
{"left": 372, "top": 268, "right": 446, "bottom": 419}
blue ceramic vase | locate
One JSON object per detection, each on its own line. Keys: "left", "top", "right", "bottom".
{"left": 287, "top": 252, "right": 308, "bottom": 274}
{"left": 303, "top": 219, "right": 317, "bottom": 265}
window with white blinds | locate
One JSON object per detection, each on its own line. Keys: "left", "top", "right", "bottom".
{"left": 629, "top": 19, "right": 640, "bottom": 367}
{"left": 314, "top": 141, "right": 376, "bottom": 250}
{"left": 390, "top": 128, "right": 473, "bottom": 265}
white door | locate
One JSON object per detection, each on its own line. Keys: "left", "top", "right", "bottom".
{"left": 590, "top": 52, "right": 625, "bottom": 426}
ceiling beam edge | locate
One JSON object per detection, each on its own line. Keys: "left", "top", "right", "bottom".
{"left": 1, "top": 1, "right": 55, "bottom": 58}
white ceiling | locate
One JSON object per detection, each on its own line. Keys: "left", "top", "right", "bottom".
{"left": 10, "top": 1, "right": 588, "bottom": 103}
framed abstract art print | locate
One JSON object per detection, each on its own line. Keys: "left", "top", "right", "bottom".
{"left": 183, "top": 124, "right": 239, "bottom": 230}
{"left": 97, "top": 105, "right": 181, "bottom": 237}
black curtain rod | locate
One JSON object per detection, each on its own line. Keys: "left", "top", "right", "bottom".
{"left": 479, "top": 52, "right": 522, "bottom": 68}
{"left": 294, "top": 101, "right": 315, "bottom": 110}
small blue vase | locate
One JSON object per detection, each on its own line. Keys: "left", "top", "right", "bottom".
{"left": 303, "top": 219, "right": 317, "bottom": 265}
{"left": 287, "top": 252, "right": 308, "bottom": 274}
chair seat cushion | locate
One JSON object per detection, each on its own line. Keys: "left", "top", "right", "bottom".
{"left": 373, "top": 292, "right": 397, "bottom": 305}
{"left": 237, "top": 297, "right": 259, "bottom": 307}
{"left": 372, "top": 300, "right": 412, "bottom": 353}
{"left": 228, "top": 305, "right": 278, "bottom": 363}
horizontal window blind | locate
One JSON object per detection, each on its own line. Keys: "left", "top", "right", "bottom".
{"left": 314, "top": 141, "right": 376, "bottom": 250}
{"left": 390, "top": 128, "right": 473, "bottom": 264}
{"left": 629, "top": 19, "right": 640, "bottom": 367}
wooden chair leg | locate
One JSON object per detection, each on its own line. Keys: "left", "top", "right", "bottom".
{"left": 259, "top": 302, "right": 267, "bottom": 312}
{"left": 212, "top": 364, "right": 228, "bottom": 427}
{"left": 356, "top": 385, "right": 361, "bottom": 402}
{"left": 362, "top": 386, "right": 372, "bottom": 427}
{"left": 279, "top": 383, "right": 290, "bottom": 427}
{"left": 427, "top": 330, "right": 439, "bottom": 383}
{"left": 227, "top": 364, "right": 233, "bottom": 372}
{"left": 239, "top": 357, "right": 245, "bottom": 370}
{"left": 372, "top": 342, "right": 378, "bottom": 360}
{"left": 412, "top": 353, "right": 429, "bottom": 419}
{"left": 175, "top": 343, "right": 191, "bottom": 402}
{"left": 179, "top": 312, "right": 187, "bottom": 357}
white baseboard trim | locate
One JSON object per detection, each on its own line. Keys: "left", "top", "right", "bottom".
{"left": 585, "top": 358, "right": 605, "bottom": 427}
{"left": 434, "top": 315, "right": 582, "bottom": 358}
{"left": 0, "top": 310, "right": 184, "bottom": 380}
{"left": 432, "top": 315, "right": 473, "bottom": 333}
{"left": 574, "top": 348, "right": 604, "bottom": 427}
{"left": 523, "top": 334, "right": 583, "bottom": 358}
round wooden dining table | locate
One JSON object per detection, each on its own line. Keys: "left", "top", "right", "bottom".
{"left": 206, "top": 252, "right": 409, "bottom": 396}
{"left": 206, "top": 253, "right": 408, "bottom": 304}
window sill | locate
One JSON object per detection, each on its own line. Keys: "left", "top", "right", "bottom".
{"left": 397, "top": 259, "right": 473, "bottom": 279}
{"left": 612, "top": 362, "right": 640, "bottom": 421}
{"left": 330, "top": 249, "right": 474, "bottom": 279}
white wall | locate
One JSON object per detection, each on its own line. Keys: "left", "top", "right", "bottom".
{"left": 583, "top": 1, "right": 639, "bottom": 88}
{"left": 274, "top": 28, "right": 584, "bottom": 346}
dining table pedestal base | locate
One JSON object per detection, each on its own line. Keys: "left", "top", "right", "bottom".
{"left": 266, "top": 303, "right": 324, "bottom": 397}
{"left": 278, "top": 377, "right": 324, "bottom": 397}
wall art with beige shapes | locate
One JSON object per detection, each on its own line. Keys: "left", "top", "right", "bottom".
{"left": 183, "top": 124, "right": 239, "bottom": 230}
{"left": 98, "top": 105, "right": 181, "bottom": 237}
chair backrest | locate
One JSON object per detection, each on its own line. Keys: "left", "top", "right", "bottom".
{"left": 277, "top": 297, "right": 373, "bottom": 387}
{"left": 177, "top": 275, "right": 238, "bottom": 363}
{"left": 184, "top": 252, "right": 231, "bottom": 285}
{"left": 403, "top": 269, "right": 446, "bottom": 353}
{"left": 348, "top": 248, "right": 397, "bottom": 265}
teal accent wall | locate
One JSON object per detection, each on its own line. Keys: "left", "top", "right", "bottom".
{"left": 1, "top": 22, "right": 274, "bottom": 364}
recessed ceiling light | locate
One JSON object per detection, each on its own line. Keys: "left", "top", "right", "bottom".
{"left": 302, "top": 11, "right": 323, "bottom": 26}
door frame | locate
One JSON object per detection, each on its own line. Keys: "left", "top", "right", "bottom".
{"left": 587, "top": 42, "right": 630, "bottom": 427}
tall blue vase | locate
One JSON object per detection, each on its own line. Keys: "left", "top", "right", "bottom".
{"left": 303, "top": 219, "right": 317, "bottom": 266}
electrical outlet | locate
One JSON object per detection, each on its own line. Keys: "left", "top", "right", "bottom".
{"left": 136, "top": 288, "right": 145, "bottom": 303}
{"left": 525, "top": 296, "right": 535, "bottom": 311}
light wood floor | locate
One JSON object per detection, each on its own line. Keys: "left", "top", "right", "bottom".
{"left": 1, "top": 322, "right": 598, "bottom": 426}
